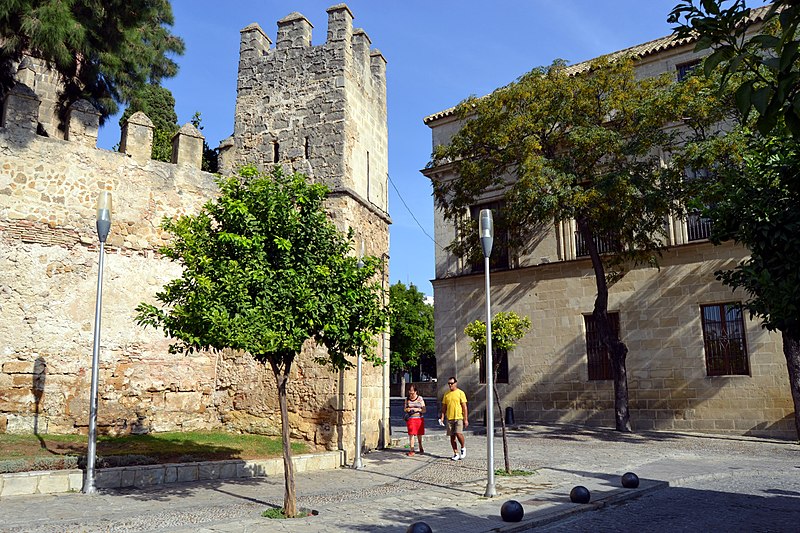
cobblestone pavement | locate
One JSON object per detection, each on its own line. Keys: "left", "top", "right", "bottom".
{"left": 0, "top": 424, "right": 797, "bottom": 532}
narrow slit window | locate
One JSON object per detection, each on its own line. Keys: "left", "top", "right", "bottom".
{"left": 272, "top": 141, "right": 279, "bottom": 163}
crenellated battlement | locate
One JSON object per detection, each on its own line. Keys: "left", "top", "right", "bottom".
{"left": 1, "top": 77, "right": 207, "bottom": 171}
{"left": 227, "top": 3, "right": 389, "bottom": 218}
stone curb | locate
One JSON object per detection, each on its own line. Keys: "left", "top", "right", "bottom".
{"left": 494, "top": 479, "right": 669, "bottom": 532}
{"left": 0, "top": 450, "right": 343, "bottom": 497}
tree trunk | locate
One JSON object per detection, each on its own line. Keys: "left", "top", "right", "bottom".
{"left": 782, "top": 330, "right": 800, "bottom": 440}
{"left": 274, "top": 368, "right": 296, "bottom": 517}
{"left": 493, "top": 368, "right": 511, "bottom": 473}
{"left": 399, "top": 372, "right": 407, "bottom": 398}
{"left": 578, "top": 217, "right": 632, "bottom": 432}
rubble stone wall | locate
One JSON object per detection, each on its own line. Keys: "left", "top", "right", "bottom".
{"left": 1, "top": 4, "right": 391, "bottom": 456}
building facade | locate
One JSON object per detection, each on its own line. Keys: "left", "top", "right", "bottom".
{"left": 424, "top": 22, "right": 795, "bottom": 439}
{"left": 0, "top": 4, "right": 391, "bottom": 457}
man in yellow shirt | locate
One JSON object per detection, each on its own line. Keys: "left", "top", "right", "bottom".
{"left": 439, "top": 376, "right": 468, "bottom": 461}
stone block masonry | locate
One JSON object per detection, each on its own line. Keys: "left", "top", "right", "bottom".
{"left": 1, "top": 4, "right": 391, "bottom": 460}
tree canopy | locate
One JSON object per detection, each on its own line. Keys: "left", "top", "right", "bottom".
{"left": 0, "top": 0, "right": 184, "bottom": 122}
{"left": 671, "top": 0, "right": 800, "bottom": 439}
{"left": 136, "top": 165, "right": 388, "bottom": 516}
{"left": 670, "top": 0, "right": 800, "bottom": 136}
{"left": 389, "top": 282, "right": 435, "bottom": 382}
{"left": 429, "top": 57, "right": 698, "bottom": 431}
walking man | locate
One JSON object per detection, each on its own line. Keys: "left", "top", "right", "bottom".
{"left": 439, "top": 376, "right": 468, "bottom": 461}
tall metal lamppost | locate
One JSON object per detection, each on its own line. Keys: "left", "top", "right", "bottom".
{"left": 82, "top": 191, "right": 112, "bottom": 494}
{"left": 479, "top": 208, "right": 496, "bottom": 498}
{"left": 353, "top": 240, "right": 365, "bottom": 469}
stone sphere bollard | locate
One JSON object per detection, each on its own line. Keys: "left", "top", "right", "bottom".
{"left": 500, "top": 500, "right": 525, "bottom": 522}
{"left": 406, "top": 521, "right": 433, "bottom": 533}
{"left": 569, "top": 485, "right": 591, "bottom": 504}
{"left": 621, "top": 472, "right": 640, "bottom": 488}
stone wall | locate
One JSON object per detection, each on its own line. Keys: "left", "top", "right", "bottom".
{"left": 1, "top": 4, "right": 392, "bottom": 457}
{"left": 433, "top": 241, "right": 793, "bottom": 438}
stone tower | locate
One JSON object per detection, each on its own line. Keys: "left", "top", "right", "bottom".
{"left": 221, "top": 4, "right": 389, "bottom": 217}
{"left": 220, "top": 4, "right": 392, "bottom": 451}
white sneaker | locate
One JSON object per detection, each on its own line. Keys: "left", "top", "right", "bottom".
{"left": 451, "top": 453, "right": 461, "bottom": 461}
{"left": 460, "top": 448, "right": 466, "bottom": 459}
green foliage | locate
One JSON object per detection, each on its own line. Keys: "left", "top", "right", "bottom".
{"left": 191, "top": 112, "right": 219, "bottom": 173}
{"left": 670, "top": 0, "right": 800, "bottom": 136}
{"left": 119, "top": 83, "right": 178, "bottom": 162}
{"left": 261, "top": 508, "right": 315, "bottom": 519}
{"left": 495, "top": 468, "right": 535, "bottom": 477}
{"left": 389, "top": 282, "right": 434, "bottom": 375}
{"left": 430, "top": 58, "right": 693, "bottom": 281}
{"left": 135, "top": 165, "right": 388, "bottom": 372}
{"left": 700, "top": 134, "right": 800, "bottom": 336}
{"left": 464, "top": 311, "right": 531, "bottom": 363}
{"left": 119, "top": 83, "right": 178, "bottom": 131}
{"left": 0, "top": 0, "right": 184, "bottom": 123}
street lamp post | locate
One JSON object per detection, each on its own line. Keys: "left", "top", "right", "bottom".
{"left": 479, "top": 208, "right": 496, "bottom": 498}
{"left": 82, "top": 191, "right": 111, "bottom": 494}
{"left": 353, "top": 240, "right": 365, "bottom": 469}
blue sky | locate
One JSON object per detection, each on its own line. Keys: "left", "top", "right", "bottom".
{"left": 97, "top": 1, "right": 699, "bottom": 296}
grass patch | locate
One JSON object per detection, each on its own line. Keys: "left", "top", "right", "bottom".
{"left": 261, "top": 507, "right": 317, "bottom": 519}
{"left": 0, "top": 431, "right": 308, "bottom": 474}
{"left": 495, "top": 468, "right": 535, "bottom": 477}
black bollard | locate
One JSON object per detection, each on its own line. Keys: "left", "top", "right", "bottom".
{"left": 505, "top": 406, "right": 515, "bottom": 425}
{"left": 569, "top": 485, "right": 591, "bottom": 504}
{"left": 621, "top": 472, "right": 640, "bottom": 488}
{"left": 500, "top": 500, "right": 524, "bottom": 522}
{"left": 406, "top": 522, "right": 433, "bottom": 533}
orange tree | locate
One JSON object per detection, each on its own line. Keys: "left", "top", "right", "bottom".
{"left": 136, "top": 166, "right": 388, "bottom": 516}
{"left": 464, "top": 311, "right": 530, "bottom": 472}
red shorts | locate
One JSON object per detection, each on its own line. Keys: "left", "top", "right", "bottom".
{"left": 406, "top": 417, "right": 425, "bottom": 436}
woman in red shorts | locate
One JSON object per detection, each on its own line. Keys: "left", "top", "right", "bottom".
{"left": 404, "top": 384, "right": 426, "bottom": 456}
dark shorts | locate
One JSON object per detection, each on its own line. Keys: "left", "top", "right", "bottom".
{"left": 407, "top": 417, "right": 425, "bottom": 436}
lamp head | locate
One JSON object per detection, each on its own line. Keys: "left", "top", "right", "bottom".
{"left": 357, "top": 238, "right": 365, "bottom": 269}
{"left": 96, "top": 191, "right": 112, "bottom": 242}
{"left": 479, "top": 208, "right": 493, "bottom": 258}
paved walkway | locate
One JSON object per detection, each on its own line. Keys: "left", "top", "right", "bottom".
{"left": 0, "top": 424, "right": 796, "bottom": 532}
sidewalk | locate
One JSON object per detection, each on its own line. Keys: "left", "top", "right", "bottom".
{"left": 0, "top": 424, "right": 796, "bottom": 532}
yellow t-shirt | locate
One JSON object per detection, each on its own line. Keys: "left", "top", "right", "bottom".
{"left": 442, "top": 388, "right": 467, "bottom": 420}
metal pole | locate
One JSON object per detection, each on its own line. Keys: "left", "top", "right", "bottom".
{"left": 353, "top": 350, "right": 364, "bottom": 469}
{"left": 82, "top": 240, "right": 105, "bottom": 494}
{"left": 484, "top": 254, "right": 496, "bottom": 497}
{"left": 353, "top": 248, "right": 365, "bottom": 469}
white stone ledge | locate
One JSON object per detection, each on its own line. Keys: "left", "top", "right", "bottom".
{"left": 0, "top": 451, "right": 344, "bottom": 497}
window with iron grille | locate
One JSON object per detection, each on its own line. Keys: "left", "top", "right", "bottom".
{"left": 469, "top": 202, "right": 510, "bottom": 272}
{"left": 700, "top": 303, "right": 750, "bottom": 376}
{"left": 677, "top": 60, "right": 701, "bottom": 81}
{"left": 584, "top": 312, "right": 620, "bottom": 381}
{"left": 479, "top": 348, "right": 509, "bottom": 384}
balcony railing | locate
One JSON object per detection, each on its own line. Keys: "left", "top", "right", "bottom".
{"left": 687, "top": 212, "right": 712, "bottom": 242}
{"left": 575, "top": 231, "right": 621, "bottom": 258}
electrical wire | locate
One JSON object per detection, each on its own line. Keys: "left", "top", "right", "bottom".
{"left": 387, "top": 173, "right": 447, "bottom": 251}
